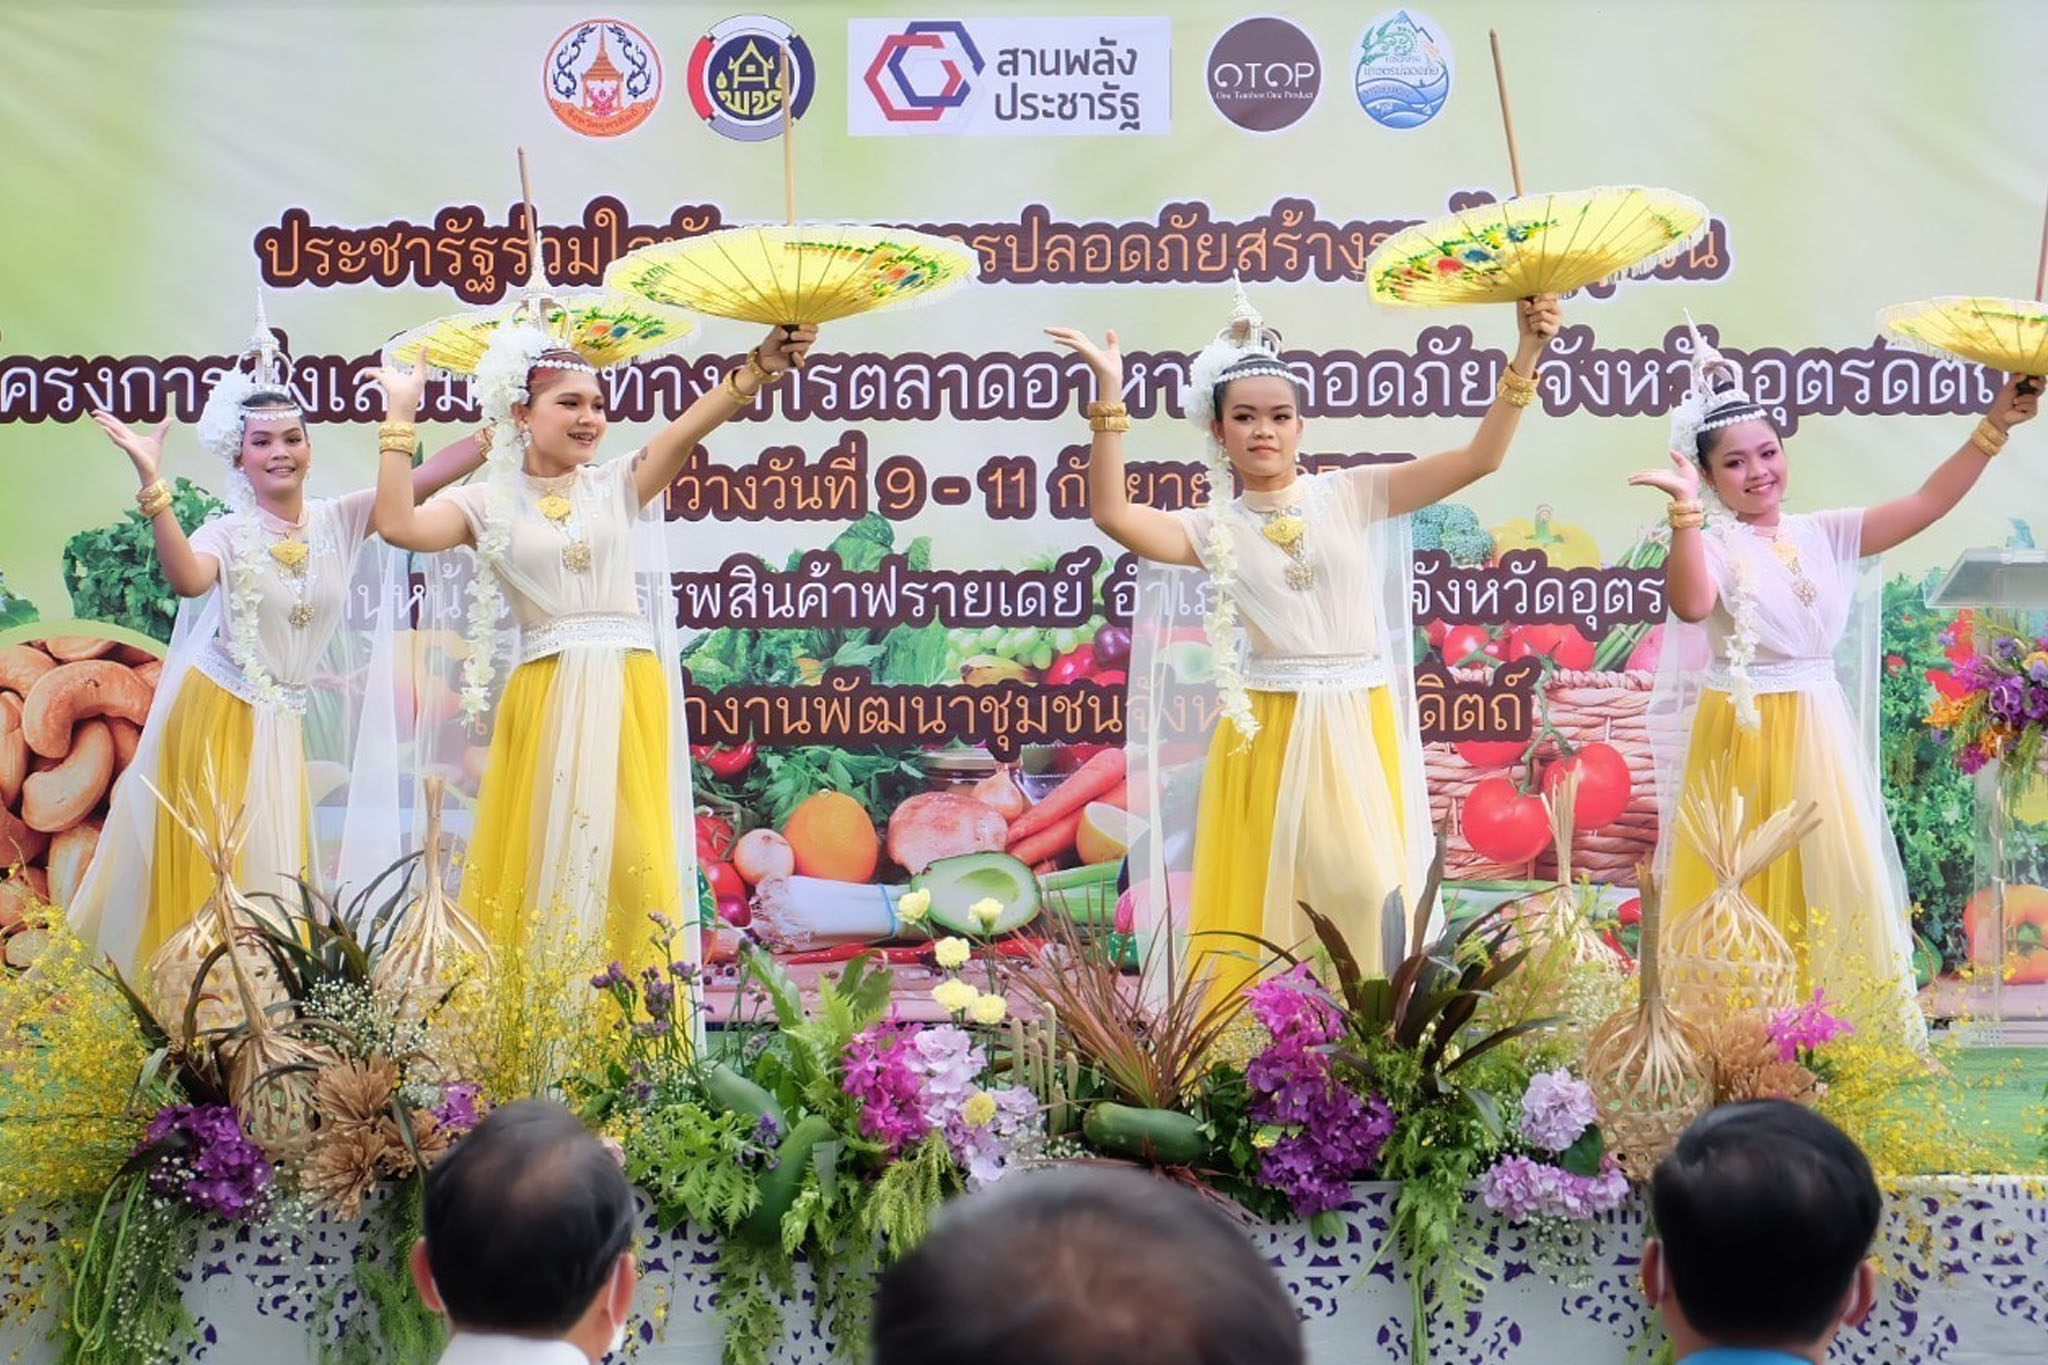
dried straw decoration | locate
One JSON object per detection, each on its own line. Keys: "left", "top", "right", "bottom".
{"left": 142, "top": 768, "right": 285, "bottom": 1044}
{"left": 151, "top": 772, "right": 333, "bottom": 1157}
{"left": 1662, "top": 771, "right": 1816, "bottom": 1021}
{"left": 1583, "top": 865, "right": 1712, "bottom": 1181}
{"left": 1494, "top": 769, "right": 1625, "bottom": 1032}
{"left": 371, "top": 778, "right": 491, "bottom": 1024}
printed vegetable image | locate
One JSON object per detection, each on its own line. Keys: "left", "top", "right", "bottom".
{"left": 1540, "top": 743, "right": 1632, "bottom": 830}
{"left": 781, "top": 790, "right": 880, "bottom": 883}
{"left": 1409, "top": 502, "right": 1495, "bottom": 566}
{"left": 0, "top": 632, "right": 163, "bottom": 969}
{"left": 731, "top": 827, "right": 794, "bottom": 886}
{"left": 61, "top": 478, "right": 225, "bottom": 643}
{"left": 912, "top": 851, "right": 1041, "bottom": 936}
{"left": 1005, "top": 747, "right": 1127, "bottom": 868}
{"left": 1460, "top": 776, "right": 1552, "bottom": 865}
{"left": 1490, "top": 506, "right": 1601, "bottom": 570}
{"left": 1961, "top": 884, "right": 2048, "bottom": 984}
{"left": 885, "top": 792, "right": 1008, "bottom": 877}
{"left": 1506, "top": 623, "right": 1596, "bottom": 671}
{"left": 0, "top": 570, "right": 38, "bottom": 633}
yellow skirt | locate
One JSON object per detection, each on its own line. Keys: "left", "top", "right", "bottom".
{"left": 142, "top": 672, "right": 311, "bottom": 962}
{"left": 462, "top": 649, "right": 681, "bottom": 972}
{"left": 1186, "top": 685, "right": 1408, "bottom": 1004}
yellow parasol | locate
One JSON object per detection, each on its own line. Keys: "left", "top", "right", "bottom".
{"left": 385, "top": 290, "right": 696, "bottom": 375}
{"left": 1881, "top": 193, "right": 2048, "bottom": 379}
{"left": 385, "top": 150, "right": 696, "bottom": 375}
{"left": 1879, "top": 298, "right": 2048, "bottom": 379}
{"left": 1365, "top": 32, "right": 1710, "bottom": 307}
{"left": 604, "top": 46, "right": 975, "bottom": 329}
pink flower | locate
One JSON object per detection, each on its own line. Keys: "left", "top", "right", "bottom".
{"left": 1517, "top": 1068, "right": 1599, "bottom": 1153}
{"left": 1767, "top": 989, "right": 1855, "bottom": 1063}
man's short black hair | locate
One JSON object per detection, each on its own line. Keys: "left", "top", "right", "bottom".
{"left": 1650, "top": 1100, "right": 1882, "bottom": 1345}
{"left": 872, "top": 1166, "right": 1302, "bottom": 1365}
{"left": 421, "top": 1099, "right": 636, "bottom": 1335}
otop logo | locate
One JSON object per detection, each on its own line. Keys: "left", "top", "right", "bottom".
{"left": 687, "top": 14, "right": 816, "bottom": 141}
{"left": 542, "top": 18, "right": 663, "bottom": 138}
{"left": 863, "top": 20, "right": 985, "bottom": 124}
{"left": 1206, "top": 16, "right": 1321, "bottom": 133}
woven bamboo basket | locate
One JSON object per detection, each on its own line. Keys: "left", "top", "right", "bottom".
{"left": 1584, "top": 865, "right": 1712, "bottom": 1181}
{"left": 1426, "top": 667, "right": 1659, "bottom": 884}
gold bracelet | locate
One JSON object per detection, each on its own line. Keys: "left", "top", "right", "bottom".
{"left": 136, "top": 485, "right": 173, "bottom": 518}
{"left": 1085, "top": 400, "right": 1128, "bottom": 418}
{"left": 1089, "top": 413, "right": 1132, "bottom": 434}
{"left": 1496, "top": 368, "right": 1537, "bottom": 409}
{"left": 1972, "top": 418, "right": 2008, "bottom": 457}
{"left": 377, "top": 420, "right": 417, "bottom": 440}
{"left": 723, "top": 369, "right": 759, "bottom": 407}
{"left": 134, "top": 477, "right": 169, "bottom": 507}
{"left": 745, "top": 348, "right": 784, "bottom": 386}
{"left": 1668, "top": 513, "right": 1704, "bottom": 532}
{"left": 1666, "top": 499, "right": 1704, "bottom": 517}
{"left": 379, "top": 437, "right": 416, "bottom": 457}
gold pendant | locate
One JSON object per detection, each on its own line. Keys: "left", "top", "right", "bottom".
{"left": 1769, "top": 539, "right": 1800, "bottom": 569}
{"left": 269, "top": 540, "right": 310, "bottom": 574}
{"left": 562, "top": 540, "right": 593, "bottom": 573}
{"left": 1260, "top": 514, "right": 1307, "bottom": 549}
{"left": 288, "top": 601, "right": 316, "bottom": 629}
{"left": 538, "top": 494, "right": 574, "bottom": 524}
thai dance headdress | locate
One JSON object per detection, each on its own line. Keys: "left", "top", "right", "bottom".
{"left": 1667, "top": 312, "right": 1767, "bottom": 460}
{"left": 195, "top": 293, "right": 304, "bottom": 514}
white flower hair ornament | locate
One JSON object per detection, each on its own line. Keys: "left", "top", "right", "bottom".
{"left": 1667, "top": 311, "right": 1767, "bottom": 462}
{"left": 1185, "top": 280, "right": 1301, "bottom": 748}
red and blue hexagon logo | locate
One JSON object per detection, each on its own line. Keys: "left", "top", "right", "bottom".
{"left": 863, "top": 21, "right": 984, "bottom": 124}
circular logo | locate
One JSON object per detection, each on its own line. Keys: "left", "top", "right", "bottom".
{"left": 1354, "top": 9, "right": 1453, "bottom": 130}
{"left": 687, "top": 14, "right": 816, "bottom": 142}
{"left": 542, "top": 18, "right": 663, "bottom": 139}
{"left": 1206, "top": 17, "right": 1322, "bottom": 133}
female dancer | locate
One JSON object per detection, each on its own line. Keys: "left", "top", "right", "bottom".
{"left": 1632, "top": 324, "right": 2037, "bottom": 1040}
{"left": 1049, "top": 287, "right": 1559, "bottom": 997}
{"left": 373, "top": 321, "right": 815, "bottom": 969}
{"left": 71, "top": 320, "right": 485, "bottom": 974}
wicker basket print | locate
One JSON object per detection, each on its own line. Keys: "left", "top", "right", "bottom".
{"left": 1425, "top": 667, "right": 1659, "bottom": 885}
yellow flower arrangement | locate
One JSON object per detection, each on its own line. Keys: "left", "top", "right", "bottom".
{"left": 967, "top": 992, "right": 1008, "bottom": 1026}
{"left": 933, "top": 936, "right": 971, "bottom": 970}
{"left": 931, "top": 980, "right": 978, "bottom": 1015}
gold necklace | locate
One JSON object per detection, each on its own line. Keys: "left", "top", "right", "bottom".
{"left": 527, "top": 470, "right": 591, "bottom": 572}
{"left": 258, "top": 507, "right": 315, "bottom": 627}
{"left": 1751, "top": 522, "right": 1817, "bottom": 607}
{"left": 1247, "top": 499, "right": 1314, "bottom": 590}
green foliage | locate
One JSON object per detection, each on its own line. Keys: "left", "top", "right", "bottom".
{"left": 51, "top": 1177, "right": 200, "bottom": 1365}
{"left": 62, "top": 477, "right": 224, "bottom": 641}
{"left": 315, "top": 1186, "right": 445, "bottom": 1365}
{"left": 1408, "top": 502, "right": 1494, "bottom": 566}
{"left": 1878, "top": 572, "right": 1983, "bottom": 965}
{"left": 624, "top": 1102, "right": 763, "bottom": 1233}
{"left": 861, "top": 1132, "right": 959, "bottom": 1253}
{"left": 0, "top": 568, "right": 38, "bottom": 630}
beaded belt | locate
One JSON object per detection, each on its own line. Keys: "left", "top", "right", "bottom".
{"left": 519, "top": 612, "right": 656, "bottom": 664}
{"left": 1242, "top": 651, "right": 1387, "bottom": 692}
{"left": 1704, "top": 657, "right": 1836, "bottom": 694}
{"left": 194, "top": 639, "right": 309, "bottom": 714}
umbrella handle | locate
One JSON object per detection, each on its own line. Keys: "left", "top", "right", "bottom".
{"left": 1488, "top": 30, "right": 1526, "bottom": 199}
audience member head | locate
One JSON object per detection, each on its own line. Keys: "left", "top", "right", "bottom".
{"left": 873, "top": 1165, "right": 1302, "bottom": 1365}
{"left": 1644, "top": 1100, "right": 1881, "bottom": 1361}
{"left": 411, "top": 1099, "right": 637, "bottom": 1360}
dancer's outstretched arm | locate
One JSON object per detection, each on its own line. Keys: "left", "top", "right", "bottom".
{"left": 1861, "top": 376, "right": 2039, "bottom": 556}
{"left": 88, "top": 411, "right": 217, "bottom": 596}
{"left": 1046, "top": 326, "right": 1197, "bottom": 566}
{"left": 634, "top": 325, "right": 817, "bottom": 509}
{"left": 1386, "top": 294, "right": 1561, "bottom": 517}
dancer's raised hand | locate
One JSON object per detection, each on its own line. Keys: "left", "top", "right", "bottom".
{"left": 1045, "top": 325, "right": 1123, "bottom": 400}
{"left": 758, "top": 323, "right": 819, "bottom": 372}
{"left": 371, "top": 354, "right": 428, "bottom": 423}
{"left": 89, "top": 409, "right": 171, "bottom": 483}
{"left": 1627, "top": 447, "right": 1702, "bottom": 503}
